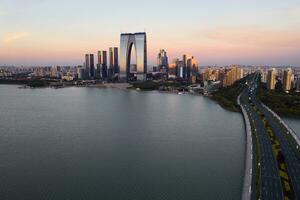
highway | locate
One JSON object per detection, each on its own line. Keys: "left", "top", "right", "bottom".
{"left": 258, "top": 100, "right": 300, "bottom": 197}
{"left": 240, "top": 72, "right": 300, "bottom": 199}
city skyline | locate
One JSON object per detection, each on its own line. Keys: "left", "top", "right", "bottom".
{"left": 1, "top": 0, "right": 300, "bottom": 66}
{"left": 1, "top": 1, "right": 300, "bottom": 199}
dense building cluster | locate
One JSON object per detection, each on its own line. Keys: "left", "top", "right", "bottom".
{"left": 77, "top": 48, "right": 119, "bottom": 81}
{"left": 1, "top": 32, "right": 299, "bottom": 93}
{"left": 262, "top": 68, "right": 300, "bottom": 93}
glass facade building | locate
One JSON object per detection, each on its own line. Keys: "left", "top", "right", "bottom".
{"left": 120, "top": 32, "right": 147, "bottom": 81}
{"left": 101, "top": 51, "right": 108, "bottom": 79}
{"left": 157, "top": 49, "right": 169, "bottom": 73}
{"left": 85, "top": 54, "right": 94, "bottom": 79}
{"left": 109, "top": 47, "right": 119, "bottom": 77}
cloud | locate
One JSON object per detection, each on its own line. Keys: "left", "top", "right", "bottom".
{"left": 203, "top": 27, "right": 300, "bottom": 48}
{"left": 3, "top": 32, "right": 29, "bottom": 44}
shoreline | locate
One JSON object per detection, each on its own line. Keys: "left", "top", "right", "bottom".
{"left": 2, "top": 82, "right": 299, "bottom": 119}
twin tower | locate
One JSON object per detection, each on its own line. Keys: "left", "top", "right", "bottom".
{"left": 120, "top": 32, "right": 147, "bottom": 81}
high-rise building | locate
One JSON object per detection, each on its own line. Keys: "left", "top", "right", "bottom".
{"left": 202, "top": 68, "right": 221, "bottom": 82}
{"left": 85, "top": 54, "right": 90, "bottom": 79}
{"left": 34, "top": 67, "right": 46, "bottom": 77}
{"left": 109, "top": 48, "right": 114, "bottom": 78}
{"left": 222, "top": 66, "right": 234, "bottom": 87}
{"left": 231, "top": 65, "right": 238, "bottom": 84}
{"left": 282, "top": 68, "right": 292, "bottom": 92}
{"left": 50, "top": 65, "right": 59, "bottom": 78}
{"left": 167, "top": 59, "right": 177, "bottom": 78}
{"left": 77, "top": 66, "right": 85, "bottom": 80}
{"left": 220, "top": 65, "right": 243, "bottom": 87}
{"left": 202, "top": 68, "right": 211, "bottom": 81}
{"left": 101, "top": 51, "right": 108, "bottom": 79}
{"left": 260, "top": 69, "right": 267, "bottom": 83}
{"left": 183, "top": 54, "right": 193, "bottom": 79}
{"left": 97, "top": 50, "right": 102, "bottom": 64}
{"left": 222, "top": 69, "right": 232, "bottom": 87}
{"left": 157, "top": 49, "right": 169, "bottom": 73}
{"left": 213, "top": 69, "right": 220, "bottom": 81}
{"left": 297, "top": 76, "right": 300, "bottom": 92}
{"left": 186, "top": 56, "right": 198, "bottom": 80}
{"left": 120, "top": 32, "right": 147, "bottom": 81}
{"left": 114, "top": 47, "right": 119, "bottom": 74}
{"left": 267, "top": 68, "right": 276, "bottom": 90}
{"left": 170, "top": 58, "right": 181, "bottom": 78}
{"left": 237, "top": 67, "right": 244, "bottom": 80}
{"left": 89, "top": 54, "right": 95, "bottom": 79}
{"left": 85, "top": 54, "right": 94, "bottom": 79}
{"left": 176, "top": 60, "right": 184, "bottom": 79}
{"left": 96, "top": 51, "right": 102, "bottom": 79}
{"left": 109, "top": 47, "right": 119, "bottom": 78}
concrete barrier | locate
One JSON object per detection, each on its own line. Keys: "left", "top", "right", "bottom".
{"left": 238, "top": 94, "right": 253, "bottom": 200}
{"left": 261, "top": 103, "right": 300, "bottom": 147}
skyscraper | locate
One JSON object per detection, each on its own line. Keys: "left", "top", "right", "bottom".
{"left": 85, "top": 54, "right": 90, "bottom": 79}
{"left": 237, "top": 67, "right": 244, "bottom": 80}
{"left": 101, "top": 51, "right": 108, "bottom": 79}
{"left": 297, "top": 76, "right": 300, "bottom": 92}
{"left": 90, "top": 54, "right": 95, "bottom": 79}
{"left": 231, "top": 65, "right": 238, "bottom": 84}
{"left": 176, "top": 60, "right": 184, "bottom": 79}
{"left": 120, "top": 32, "right": 147, "bottom": 81}
{"left": 85, "top": 54, "right": 94, "bottom": 79}
{"left": 171, "top": 58, "right": 181, "bottom": 78}
{"left": 267, "top": 68, "right": 276, "bottom": 90}
{"left": 157, "top": 49, "right": 168, "bottom": 73}
{"left": 282, "top": 68, "right": 292, "bottom": 92}
{"left": 223, "top": 69, "right": 233, "bottom": 87}
{"left": 109, "top": 47, "right": 119, "bottom": 78}
{"left": 260, "top": 69, "right": 267, "bottom": 83}
{"left": 50, "top": 65, "right": 59, "bottom": 78}
{"left": 77, "top": 66, "right": 85, "bottom": 80}
{"left": 96, "top": 51, "right": 102, "bottom": 79}
{"left": 97, "top": 50, "right": 102, "bottom": 64}
{"left": 183, "top": 54, "right": 193, "bottom": 79}
{"left": 221, "top": 65, "right": 243, "bottom": 87}
{"left": 186, "top": 56, "right": 198, "bottom": 81}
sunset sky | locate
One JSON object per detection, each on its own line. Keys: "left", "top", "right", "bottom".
{"left": 0, "top": 0, "right": 300, "bottom": 66}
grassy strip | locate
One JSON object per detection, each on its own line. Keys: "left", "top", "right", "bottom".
{"left": 258, "top": 84, "right": 300, "bottom": 118}
{"left": 211, "top": 77, "right": 247, "bottom": 112}
{"left": 131, "top": 81, "right": 187, "bottom": 91}
{"left": 275, "top": 119, "right": 300, "bottom": 160}
{"left": 0, "top": 79, "right": 50, "bottom": 87}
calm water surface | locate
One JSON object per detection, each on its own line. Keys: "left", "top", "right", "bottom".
{"left": 283, "top": 117, "right": 300, "bottom": 137}
{"left": 0, "top": 85, "right": 245, "bottom": 200}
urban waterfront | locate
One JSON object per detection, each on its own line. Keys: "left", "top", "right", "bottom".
{"left": 0, "top": 84, "right": 245, "bottom": 200}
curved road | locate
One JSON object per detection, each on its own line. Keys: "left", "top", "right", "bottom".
{"left": 240, "top": 73, "right": 300, "bottom": 199}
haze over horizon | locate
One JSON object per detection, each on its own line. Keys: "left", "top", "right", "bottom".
{"left": 0, "top": 0, "right": 300, "bottom": 66}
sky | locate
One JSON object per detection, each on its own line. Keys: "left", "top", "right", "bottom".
{"left": 0, "top": 0, "right": 300, "bottom": 66}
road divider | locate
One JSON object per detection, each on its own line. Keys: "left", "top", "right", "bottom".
{"left": 238, "top": 94, "right": 253, "bottom": 200}
{"left": 261, "top": 103, "right": 300, "bottom": 147}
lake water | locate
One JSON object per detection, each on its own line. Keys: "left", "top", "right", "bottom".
{"left": 0, "top": 84, "right": 245, "bottom": 200}
{"left": 283, "top": 117, "right": 300, "bottom": 137}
